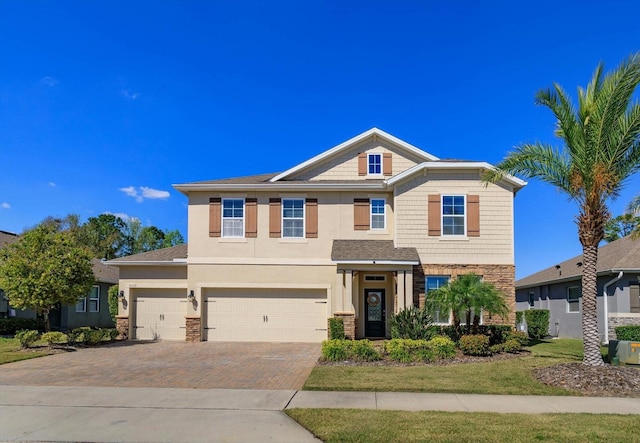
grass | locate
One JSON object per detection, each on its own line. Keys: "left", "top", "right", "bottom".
{"left": 303, "top": 339, "right": 588, "bottom": 395}
{"left": 0, "top": 337, "right": 55, "bottom": 364}
{"left": 286, "top": 409, "right": 640, "bottom": 443}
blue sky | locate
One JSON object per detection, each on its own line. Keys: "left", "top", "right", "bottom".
{"left": 1, "top": 1, "right": 639, "bottom": 279}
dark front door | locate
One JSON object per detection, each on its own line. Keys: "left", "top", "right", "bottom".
{"left": 364, "top": 289, "right": 385, "bottom": 337}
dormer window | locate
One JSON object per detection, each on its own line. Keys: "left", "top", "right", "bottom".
{"left": 368, "top": 154, "right": 382, "bottom": 175}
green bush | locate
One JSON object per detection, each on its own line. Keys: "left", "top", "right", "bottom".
{"left": 67, "top": 327, "right": 112, "bottom": 346}
{"left": 524, "top": 310, "right": 550, "bottom": 340}
{"left": 435, "top": 324, "right": 511, "bottom": 345}
{"left": 84, "top": 329, "right": 104, "bottom": 345}
{"left": 321, "top": 339, "right": 381, "bottom": 362}
{"left": 328, "top": 317, "right": 345, "bottom": 340}
{"left": 515, "top": 311, "right": 524, "bottom": 325}
{"left": 0, "top": 318, "right": 45, "bottom": 335}
{"left": 615, "top": 325, "right": 640, "bottom": 341}
{"left": 384, "top": 339, "right": 438, "bottom": 363}
{"left": 322, "top": 340, "right": 349, "bottom": 361}
{"left": 390, "top": 306, "right": 435, "bottom": 340}
{"left": 108, "top": 285, "right": 120, "bottom": 323}
{"left": 489, "top": 343, "right": 503, "bottom": 354}
{"left": 41, "top": 331, "right": 67, "bottom": 346}
{"left": 428, "top": 336, "right": 456, "bottom": 359}
{"left": 459, "top": 334, "right": 491, "bottom": 356}
{"left": 15, "top": 329, "right": 40, "bottom": 348}
{"left": 502, "top": 338, "right": 522, "bottom": 353}
{"left": 504, "top": 330, "right": 529, "bottom": 346}
{"left": 106, "top": 328, "right": 119, "bottom": 341}
{"left": 349, "top": 340, "right": 380, "bottom": 361}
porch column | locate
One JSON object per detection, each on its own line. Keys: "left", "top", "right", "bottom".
{"left": 396, "top": 271, "right": 406, "bottom": 313}
{"left": 335, "top": 271, "right": 345, "bottom": 312}
{"left": 345, "top": 270, "right": 354, "bottom": 312}
{"left": 405, "top": 270, "right": 414, "bottom": 307}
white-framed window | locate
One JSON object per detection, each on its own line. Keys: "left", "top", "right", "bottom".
{"left": 364, "top": 275, "right": 386, "bottom": 282}
{"left": 222, "top": 198, "right": 244, "bottom": 238}
{"left": 528, "top": 291, "right": 535, "bottom": 308}
{"left": 282, "top": 198, "right": 304, "bottom": 238}
{"left": 89, "top": 286, "right": 100, "bottom": 313}
{"left": 426, "top": 276, "right": 450, "bottom": 324}
{"left": 76, "top": 297, "right": 86, "bottom": 313}
{"left": 567, "top": 286, "right": 580, "bottom": 313}
{"left": 368, "top": 153, "right": 382, "bottom": 175}
{"left": 370, "top": 199, "right": 386, "bottom": 230}
{"left": 442, "top": 195, "right": 466, "bottom": 236}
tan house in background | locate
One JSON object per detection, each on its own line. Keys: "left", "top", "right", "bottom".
{"left": 108, "top": 128, "right": 526, "bottom": 342}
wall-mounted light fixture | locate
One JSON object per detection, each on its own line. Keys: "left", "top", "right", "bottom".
{"left": 118, "top": 290, "right": 125, "bottom": 299}
{"left": 187, "top": 290, "right": 195, "bottom": 302}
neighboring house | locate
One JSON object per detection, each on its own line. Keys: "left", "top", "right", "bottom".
{"left": 0, "top": 230, "right": 19, "bottom": 317}
{"left": 515, "top": 235, "right": 640, "bottom": 342}
{"left": 108, "top": 128, "right": 526, "bottom": 342}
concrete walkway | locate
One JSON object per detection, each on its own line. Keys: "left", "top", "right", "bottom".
{"left": 1, "top": 386, "right": 639, "bottom": 442}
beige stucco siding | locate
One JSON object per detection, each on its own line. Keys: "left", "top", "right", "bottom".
{"left": 117, "top": 265, "right": 188, "bottom": 318}
{"left": 188, "top": 191, "right": 394, "bottom": 260}
{"left": 290, "top": 139, "right": 424, "bottom": 181}
{"left": 395, "top": 171, "right": 515, "bottom": 265}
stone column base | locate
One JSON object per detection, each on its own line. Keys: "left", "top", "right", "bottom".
{"left": 334, "top": 312, "right": 357, "bottom": 340}
{"left": 185, "top": 317, "right": 202, "bottom": 342}
{"left": 116, "top": 316, "right": 129, "bottom": 341}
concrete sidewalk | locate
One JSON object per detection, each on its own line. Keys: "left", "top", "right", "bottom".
{"left": 1, "top": 386, "right": 639, "bottom": 443}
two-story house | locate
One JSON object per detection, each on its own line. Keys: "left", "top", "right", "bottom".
{"left": 109, "top": 128, "right": 526, "bottom": 342}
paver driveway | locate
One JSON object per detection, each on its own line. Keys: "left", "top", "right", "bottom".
{"left": 0, "top": 341, "right": 321, "bottom": 390}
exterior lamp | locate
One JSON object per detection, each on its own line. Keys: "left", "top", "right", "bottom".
{"left": 187, "top": 290, "right": 195, "bottom": 302}
{"left": 118, "top": 290, "right": 125, "bottom": 301}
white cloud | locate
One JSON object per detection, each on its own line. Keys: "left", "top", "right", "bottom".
{"left": 104, "top": 211, "right": 137, "bottom": 222}
{"left": 48, "top": 182, "right": 56, "bottom": 187}
{"left": 122, "top": 90, "right": 140, "bottom": 100}
{"left": 120, "top": 186, "right": 169, "bottom": 203}
{"left": 1, "top": 202, "right": 10, "bottom": 209}
{"left": 40, "top": 76, "right": 58, "bottom": 86}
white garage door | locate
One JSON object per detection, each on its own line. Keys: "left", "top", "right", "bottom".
{"left": 134, "top": 290, "right": 186, "bottom": 341}
{"left": 205, "top": 288, "right": 328, "bottom": 342}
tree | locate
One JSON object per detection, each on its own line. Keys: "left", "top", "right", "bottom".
{"left": 122, "top": 219, "right": 185, "bottom": 255}
{"left": 604, "top": 213, "right": 640, "bottom": 242}
{"left": 162, "top": 229, "right": 185, "bottom": 248}
{"left": 80, "top": 214, "right": 127, "bottom": 260}
{"left": 426, "top": 273, "right": 508, "bottom": 338}
{"left": 484, "top": 53, "right": 640, "bottom": 366}
{"left": 0, "top": 224, "right": 94, "bottom": 331}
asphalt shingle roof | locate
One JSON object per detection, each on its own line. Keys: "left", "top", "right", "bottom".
{"left": 516, "top": 235, "right": 640, "bottom": 288}
{"left": 0, "top": 230, "right": 18, "bottom": 248}
{"left": 108, "top": 244, "right": 188, "bottom": 263}
{"left": 92, "top": 258, "right": 119, "bottom": 283}
{"left": 331, "top": 240, "right": 419, "bottom": 262}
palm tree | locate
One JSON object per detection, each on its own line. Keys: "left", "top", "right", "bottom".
{"left": 426, "top": 273, "right": 508, "bottom": 338}
{"left": 484, "top": 53, "right": 640, "bottom": 366}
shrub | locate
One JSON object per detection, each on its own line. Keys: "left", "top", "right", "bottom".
{"left": 515, "top": 311, "right": 524, "bottom": 325}
{"left": 67, "top": 327, "right": 112, "bottom": 346}
{"left": 328, "top": 317, "right": 345, "bottom": 340}
{"left": 502, "top": 338, "right": 522, "bottom": 353}
{"left": 321, "top": 340, "right": 349, "bottom": 361}
{"left": 41, "top": 331, "right": 67, "bottom": 346}
{"left": 390, "top": 306, "right": 435, "bottom": 340}
{"left": 15, "top": 329, "right": 40, "bottom": 348}
{"left": 615, "top": 325, "right": 640, "bottom": 341}
{"left": 489, "top": 343, "right": 504, "bottom": 354}
{"left": 83, "top": 329, "right": 105, "bottom": 345}
{"left": 428, "top": 336, "right": 456, "bottom": 359}
{"left": 384, "top": 339, "right": 418, "bottom": 363}
{"left": 106, "top": 328, "right": 119, "bottom": 341}
{"left": 108, "top": 285, "right": 120, "bottom": 323}
{"left": 459, "top": 334, "right": 491, "bottom": 356}
{"left": 524, "top": 309, "right": 550, "bottom": 340}
{"left": 349, "top": 340, "right": 381, "bottom": 362}
{"left": 505, "top": 330, "right": 529, "bottom": 346}
{"left": 321, "top": 339, "right": 381, "bottom": 362}
{"left": 0, "top": 318, "right": 45, "bottom": 335}
{"left": 436, "top": 324, "right": 511, "bottom": 345}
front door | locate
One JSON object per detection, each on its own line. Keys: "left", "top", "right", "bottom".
{"left": 364, "top": 289, "right": 385, "bottom": 337}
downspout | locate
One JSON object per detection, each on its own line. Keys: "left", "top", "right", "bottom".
{"left": 603, "top": 271, "right": 623, "bottom": 344}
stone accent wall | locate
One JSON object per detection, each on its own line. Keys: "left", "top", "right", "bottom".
{"left": 334, "top": 312, "right": 357, "bottom": 340}
{"left": 608, "top": 314, "right": 640, "bottom": 340}
{"left": 413, "top": 264, "right": 516, "bottom": 326}
{"left": 116, "top": 315, "right": 129, "bottom": 340}
{"left": 185, "top": 317, "right": 201, "bottom": 342}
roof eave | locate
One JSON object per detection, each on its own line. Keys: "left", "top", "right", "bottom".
{"left": 105, "top": 261, "right": 187, "bottom": 267}
{"left": 173, "top": 182, "right": 387, "bottom": 194}
{"left": 516, "top": 268, "right": 640, "bottom": 289}
{"left": 332, "top": 260, "right": 419, "bottom": 265}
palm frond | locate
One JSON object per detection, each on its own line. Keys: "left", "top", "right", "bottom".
{"left": 628, "top": 194, "right": 640, "bottom": 215}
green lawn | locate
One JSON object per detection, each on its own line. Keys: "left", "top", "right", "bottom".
{"left": 0, "top": 338, "right": 55, "bottom": 364}
{"left": 286, "top": 409, "right": 640, "bottom": 443}
{"left": 303, "top": 339, "right": 588, "bottom": 396}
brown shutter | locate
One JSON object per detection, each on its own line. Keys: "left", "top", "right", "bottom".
{"left": 383, "top": 152, "right": 392, "bottom": 176}
{"left": 427, "top": 194, "right": 441, "bottom": 236}
{"left": 358, "top": 153, "right": 367, "bottom": 176}
{"left": 467, "top": 195, "right": 480, "bottom": 237}
{"left": 269, "top": 198, "right": 281, "bottom": 238}
{"left": 305, "top": 198, "right": 318, "bottom": 238}
{"left": 354, "top": 198, "right": 370, "bottom": 230}
{"left": 245, "top": 198, "right": 257, "bottom": 238}
{"left": 209, "top": 198, "right": 221, "bottom": 237}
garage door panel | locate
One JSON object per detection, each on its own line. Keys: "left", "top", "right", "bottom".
{"left": 134, "top": 292, "right": 186, "bottom": 341}
{"left": 204, "top": 289, "right": 327, "bottom": 342}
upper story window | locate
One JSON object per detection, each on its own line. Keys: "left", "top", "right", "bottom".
{"left": 89, "top": 286, "right": 100, "bottom": 312}
{"left": 368, "top": 154, "right": 382, "bottom": 175}
{"left": 282, "top": 198, "right": 305, "bottom": 238}
{"left": 442, "top": 195, "right": 465, "bottom": 236}
{"left": 567, "top": 286, "right": 580, "bottom": 313}
{"left": 222, "top": 199, "right": 244, "bottom": 237}
{"left": 370, "top": 199, "right": 386, "bottom": 230}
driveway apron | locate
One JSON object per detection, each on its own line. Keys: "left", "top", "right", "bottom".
{"left": 0, "top": 341, "right": 321, "bottom": 390}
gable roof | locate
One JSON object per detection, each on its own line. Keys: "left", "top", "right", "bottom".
{"left": 106, "top": 244, "right": 188, "bottom": 266}
{"left": 331, "top": 240, "right": 419, "bottom": 264}
{"left": 269, "top": 128, "right": 439, "bottom": 182}
{"left": 516, "top": 235, "right": 640, "bottom": 289}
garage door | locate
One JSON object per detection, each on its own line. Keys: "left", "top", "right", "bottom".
{"left": 134, "top": 290, "right": 186, "bottom": 341}
{"left": 204, "top": 288, "right": 328, "bottom": 342}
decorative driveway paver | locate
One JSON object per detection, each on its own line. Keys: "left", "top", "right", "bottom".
{"left": 0, "top": 341, "right": 320, "bottom": 390}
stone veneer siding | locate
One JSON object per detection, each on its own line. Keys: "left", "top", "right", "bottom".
{"left": 116, "top": 315, "right": 129, "bottom": 340}
{"left": 334, "top": 312, "right": 357, "bottom": 340}
{"left": 414, "top": 264, "right": 516, "bottom": 326}
{"left": 608, "top": 314, "right": 640, "bottom": 340}
{"left": 185, "top": 316, "right": 201, "bottom": 342}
